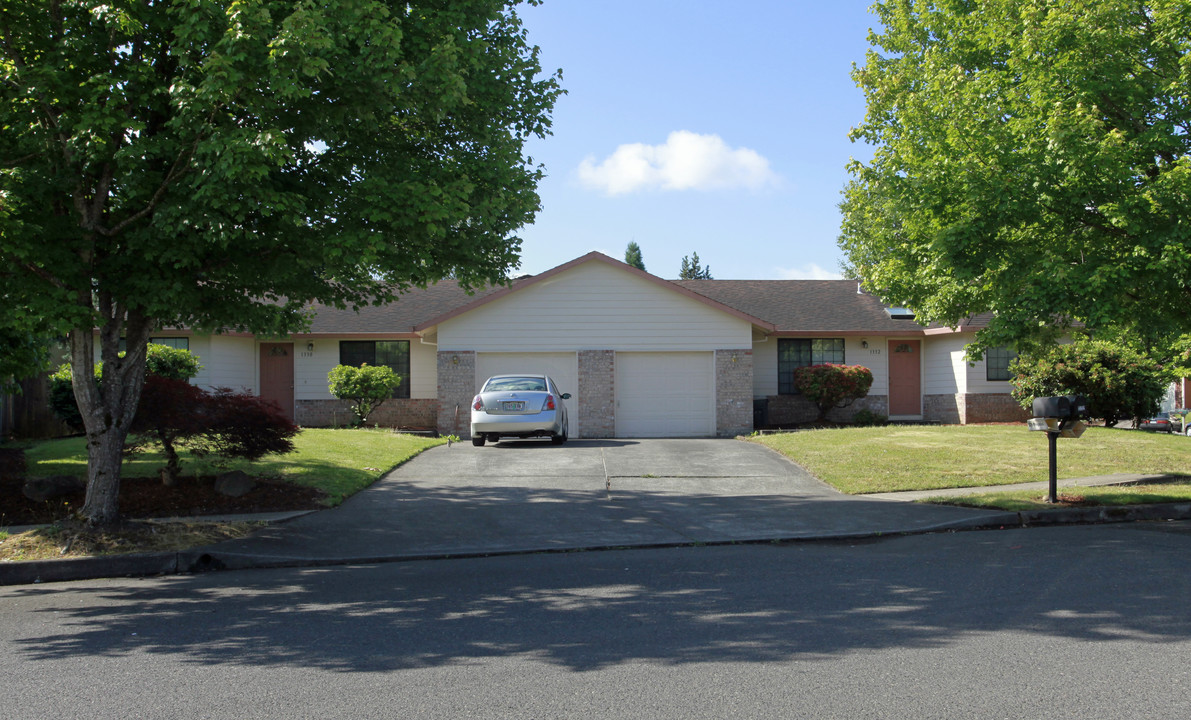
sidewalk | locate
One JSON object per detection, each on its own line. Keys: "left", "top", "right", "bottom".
{"left": 860, "top": 472, "right": 1179, "bottom": 501}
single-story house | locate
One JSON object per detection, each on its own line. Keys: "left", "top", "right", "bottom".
{"left": 158, "top": 251, "right": 1028, "bottom": 438}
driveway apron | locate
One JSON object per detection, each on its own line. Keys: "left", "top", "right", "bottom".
{"left": 201, "top": 439, "right": 997, "bottom": 566}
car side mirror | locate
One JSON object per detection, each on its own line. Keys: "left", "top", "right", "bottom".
{"left": 560, "top": 393, "right": 571, "bottom": 400}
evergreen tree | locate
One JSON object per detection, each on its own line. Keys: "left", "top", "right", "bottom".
{"left": 624, "top": 242, "right": 646, "bottom": 271}
{"left": 679, "top": 252, "right": 712, "bottom": 280}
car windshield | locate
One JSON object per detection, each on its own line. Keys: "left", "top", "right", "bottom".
{"left": 485, "top": 377, "right": 548, "bottom": 393}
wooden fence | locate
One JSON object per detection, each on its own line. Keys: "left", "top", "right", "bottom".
{"left": 1, "top": 374, "right": 72, "bottom": 440}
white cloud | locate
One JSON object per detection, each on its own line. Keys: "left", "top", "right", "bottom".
{"left": 577, "top": 131, "right": 779, "bottom": 195}
{"left": 775, "top": 263, "right": 843, "bottom": 280}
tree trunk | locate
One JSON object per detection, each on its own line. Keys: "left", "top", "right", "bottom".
{"left": 159, "top": 434, "right": 181, "bottom": 486}
{"left": 72, "top": 305, "right": 153, "bottom": 526}
{"left": 81, "top": 426, "right": 126, "bottom": 524}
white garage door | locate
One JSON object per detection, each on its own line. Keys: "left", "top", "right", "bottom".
{"left": 615, "top": 352, "right": 714, "bottom": 437}
{"left": 476, "top": 352, "right": 579, "bottom": 436}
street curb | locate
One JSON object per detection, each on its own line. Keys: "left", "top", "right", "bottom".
{"left": 5, "top": 502, "right": 1191, "bottom": 586}
{"left": 0, "top": 552, "right": 181, "bottom": 586}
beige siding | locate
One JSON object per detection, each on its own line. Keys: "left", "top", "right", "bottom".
{"left": 923, "top": 336, "right": 967, "bottom": 395}
{"left": 294, "top": 340, "right": 335, "bottom": 400}
{"left": 193, "top": 335, "right": 257, "bottom": 393}
{"left": 752, "top": 338, "right": 778, "bottom": 396}
{"left": 409, "top": 340, "right": 437, "bottom": 399}
{"left": 852, "top": 337, "right": 889, "bottom": 395}
{"left": 191, "top": 333, "right": 257, "bottom": 390}
{"left": 187, "top": 334, "right": 212, "bottom": 387}
{"left": 438, "top": 262, "right": 751, "bottom": 351}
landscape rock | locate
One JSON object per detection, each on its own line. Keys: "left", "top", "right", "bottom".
{"left": 214, "top": 470, "right": 256, "bottom": 498}
{"left": 23, "top": 475, "right": 86, "bottom": 502}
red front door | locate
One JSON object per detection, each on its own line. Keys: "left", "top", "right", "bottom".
{"left": 888, "top": 340, "right": 921, "bottom": 416}
{"left": 259, "top": 343, "right": 295, "bottom": 421}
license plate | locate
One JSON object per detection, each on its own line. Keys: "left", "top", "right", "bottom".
{"left": 502, "top": 401, "right": 525, "bottom": 411}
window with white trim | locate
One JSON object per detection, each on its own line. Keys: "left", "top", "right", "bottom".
{"left": 778, "top": 338, "right": 845, "bottom": 395}
{"left": 986, "top": 346, "right": 1017, "bottom": 381}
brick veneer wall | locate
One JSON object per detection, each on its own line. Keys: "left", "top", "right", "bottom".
{"left": 578, "top": 350, "right": 615, "bottom": 438}
{"left": 716, "top": 349, "right": 753, "bottom": 437}
{"left": 763, "top": 394, "right": 889, "bottom": 426}
{"left": 923, "top": 394, "right": 962, "bottom": 424}
{"left": 437, "top": 351, "right": 476, "bottom": 438}
{"left": 296, "top": 398, "right": 438, "bottom": 429}
{"left": 963, "top": 393, "right": 1030, "bottom": 424}
{"left": 925, "top": 393, "right": 1028, "bottom": 424}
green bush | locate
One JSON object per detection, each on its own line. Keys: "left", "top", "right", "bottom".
{"left": 48, "top": 343, "right": 203, "bottom": 431}
{"left": 327, "top": 364, "right": 402, "bottom": 425}
{"left": 144, "top": 343, "right": 202, "bottom": 380}
{"left": 793, "top": 364, "right": 875, "bottom": 423}
{"left": 1009, "top": 340, "right": 1168, "bottom": 427}
{"left": 48, "top": 363, "right": 99, "bottom": 431}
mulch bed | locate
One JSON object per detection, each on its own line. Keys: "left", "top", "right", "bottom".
{"left": 1, "top": 451, "right": 326, "bottom": 526}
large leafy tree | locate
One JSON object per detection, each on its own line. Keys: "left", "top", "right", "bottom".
{"left": 840, "top": 0, "right": 1191, "bottom": 355}
{"left": 0, "top": 0, "right": 562, "bottom": 524}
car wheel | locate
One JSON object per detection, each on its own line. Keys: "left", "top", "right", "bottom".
{"left": 551, "top": 428, "right": 568, "bottom": 445}
{"left": 471, "top": 435, "right": 485, "bottom": 447}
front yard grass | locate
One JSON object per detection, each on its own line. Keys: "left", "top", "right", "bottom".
{"left": 18, "top": 427, "right": 446, "bottom": 505}
{"left": 2, "top": 428, "right": 446, "bottom": 562}
{"left": 751, "top": 425, "right": 1191, "bottom": 494}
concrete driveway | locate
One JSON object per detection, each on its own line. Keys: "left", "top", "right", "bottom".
{"left": 199, "top": 438, "right": 998, "bottom": 569}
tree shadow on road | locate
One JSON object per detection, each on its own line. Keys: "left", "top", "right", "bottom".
{"left": 7, "top": 523, "right": 1191, "bottom": 673}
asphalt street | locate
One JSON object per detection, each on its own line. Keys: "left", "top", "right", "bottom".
{"left": 5, "top": 522, "right": 1191, "bottom": 719}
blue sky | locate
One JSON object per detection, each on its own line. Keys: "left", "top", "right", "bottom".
{"left": 513, "top": 0, "right": 882, "bottom": 280}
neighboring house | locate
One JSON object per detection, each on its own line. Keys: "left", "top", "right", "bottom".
{"left": 163, "top": 252, "right": 1028, "bottom": 438}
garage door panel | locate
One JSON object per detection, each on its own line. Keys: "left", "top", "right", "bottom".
{"left": 476, "top": 353, "right": 578, "bottom": 436}
{"left": 616, "top": 352, "right": 714, "bottom": 437}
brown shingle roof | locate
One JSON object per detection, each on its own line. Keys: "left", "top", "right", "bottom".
{"left": 305, "top": 280, "right": 516, "bottom": 335}
{"left": 673, "top": 279, "right": 928, "bottom": 334}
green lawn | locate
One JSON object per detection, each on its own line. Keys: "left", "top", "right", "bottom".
{"left": 750, "top": 425, "right": 1191, "bottom": 494}
{"left": 12, "top": 428, "right": 446, "bottom": 505}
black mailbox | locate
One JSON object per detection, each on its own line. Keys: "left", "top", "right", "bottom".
{"left": 1032, "top": 395, "right": 1087, "bottom": 419}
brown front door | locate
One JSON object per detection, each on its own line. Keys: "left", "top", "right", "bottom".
{"left": 888, "top": 340, "right": 921, "bottom": 416}
{"left": 259, "top": 343, "right": 295, "bottom": 421}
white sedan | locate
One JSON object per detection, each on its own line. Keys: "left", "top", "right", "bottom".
{"left": 470, "top": 374, "right": 571, "bottom": 446}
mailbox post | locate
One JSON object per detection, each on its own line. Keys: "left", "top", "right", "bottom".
{"left": 1027, "top": 395, "right": 1088, "bottom": 503}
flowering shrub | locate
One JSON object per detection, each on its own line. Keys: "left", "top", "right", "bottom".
{"left": 793, "top": 363, "right": 874, "bottom": 423}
